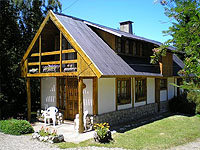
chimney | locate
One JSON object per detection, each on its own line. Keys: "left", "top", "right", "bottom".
{"left": 120, "top": 21, "right": 133, "bottom": 34}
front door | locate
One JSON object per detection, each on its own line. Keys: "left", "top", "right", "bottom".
{"left": 66, "top": 78, "right": 78, "bottom": 120}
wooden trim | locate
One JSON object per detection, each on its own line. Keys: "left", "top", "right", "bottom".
{"left": 78, "top": 77, "right": 84, "bottom": 133}
{"left": 21, "top": 12, "right": 51, "bottom": 64}
{"left": 27, "top": 72, "right": 78, "bottom": 77}
{"left": 60, "top": 31, "right": 62, "bottom": 72}
{"left": 65, "top": 78, "right": 68, "bottom": 119}
{"left": 93, "top": 77, "right": 98, "bottom": 115}
{"left": 115, "top": 78, "right": 118, "bottom": 111}
{"left": 26, "top": 78, "right": 31, "bottom": 122}
{"left": 63, "top": 49, "right": 76, "bottom": 53}
{"left": 40, "top": 78, "right": 42, "bottom": 107}
{"left": 39, "top": 35, "right": 41, "bottom": 73}
{"left": 155, "top": 78, "right": 160, "bottom": 111}
{"left": 132, "top": 77, "right": 134, "bottom": 108}
{"left": 30, "top": 49, "right": 76, "bottom": 57}
{"left": 62, "top": 60, "right": 77, "bottom": 64}
{"left": 166, "top": 78, "right": 168, "bottom": 100}
{"left": 49, "top": 11, "right": 102, "bottom": 78}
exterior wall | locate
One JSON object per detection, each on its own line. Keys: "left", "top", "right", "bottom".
{"left": 41, "top": 77, "right": 57, "bottom": 109}
{"left": 147, "top": 78, "right": 155, "bottom": 104}
{"left": 160, "top": 90, "right": 167, "bottom": 101}
{"left": 174, "top": 78, "right": 177, "bottom": 96}
{"left": 168, "top": 77, "right": 175, "bottom": 100}
{"left": 98, "top": 78, "right": 116, "bottom": 114}
{"left": 94, "top": 103, "right": 158, "bottom": 126}
{"left": 83, "top": 79, "right": 93, "bottom": 115}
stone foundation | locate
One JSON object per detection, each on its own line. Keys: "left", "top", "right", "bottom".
{"left": 160, "top": 101, "right": 169, "bottom": 113}
{"left": 93, "top": 103, "right": 158, "bottom": 126}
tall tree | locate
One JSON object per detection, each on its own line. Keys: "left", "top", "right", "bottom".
{"left": 0, "top": 0, "right": 62, "bottom": 119}
{"left": 151, "top": 0, "right": 200, "bottom": 112}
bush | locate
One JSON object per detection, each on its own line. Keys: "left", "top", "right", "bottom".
{"left": 0, "top": 119, "right": 34, "bottom": 135}
{"left": 169, "top": 93, "right": 196, "bottom": 115}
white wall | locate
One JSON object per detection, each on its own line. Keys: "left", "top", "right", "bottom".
{"left": 83, "top": 79, "right": 93, "bottom": 115}
{"left": 98, "top": 78, "right": 115, "bottom": 114}
{"left": 41, "top": 77, "right": 57, "bottom": 109}
{"left": 147, "top": 78, "right": 155, "bottom": 104}
{"left": 168, "top": 77, "right": 175, "bottom": 100}
{"left": 160, "top": 90, "right": 167, "bottom": 101}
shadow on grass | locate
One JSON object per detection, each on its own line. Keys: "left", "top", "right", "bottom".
{"left": 110, "top": 112, "right": 195, "bottom": 133}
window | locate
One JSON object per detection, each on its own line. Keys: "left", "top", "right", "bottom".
{"left": 125, "top": 40, "right": 129, "bottom": 54}
{"left": 117, "top": 78, "right": 131, "bottom": 105}
{"left": 136, "top": 41, "right": 141, "bottom": 56}
{"left": 160, "top": 79, "right": 167, "bottom": 90}
{"left": 116, "top": 38, "right": 121, "bottom": 53}
{"left": 135, "top": 78, "right": 147, "bottom": 102}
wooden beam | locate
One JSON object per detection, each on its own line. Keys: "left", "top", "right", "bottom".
{"left": 27, "top": 72, "right": 78, "bottom": 77}
{"left": 78, "top": 77, "right": 84, "bottom": 133}
{"left": 62, "top": 49, "right": 76, "bottom": 53}
{"left": 155, "top": 78, "right": 160, "bottom": 112}
{"left": 132, "top": 77, "right": 135, "bottom": 108}
{"left": 56, "top": 77, "right": 60, "bottom": 108}
{"left": 62, "top": 60, "right": 77, "bottom": 64}
{"left": 115, "top": 78, "right": 118, "bottom": 111}
{"left": 31, "top": 53, "right": 39, "bottom": 57}
{"left": 60, "top": 31, "right": 62, "bottom": 72}
{"left": 93, "top": 77, "right": 98, "bottom": 115}
{"left": 21, "top": 12, "right": 51, "bottom": 64}
{"left": 39, "top": 35, "right": 41, "bottom": 73}
{"left": 26, "top": 78, "right": 31, "bottom": 122}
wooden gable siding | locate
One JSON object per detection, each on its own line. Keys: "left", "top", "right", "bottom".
{"left": 77, "top": 53, "right": 96, "bottom": 77}
{"left": 20, "top": 11, "right": 101, "bottom": 78}
{"left": 159, "top": 52, "right": 173, "bottom": 77}
{"left": 92, "top": 27, "right": 116, "bottom": 50}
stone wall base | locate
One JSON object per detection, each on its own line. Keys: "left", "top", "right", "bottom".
{"left": 160, "top": 101, "right": 169, "bottom": 113}
{"left": 93, "top": 103, "right": 158, "bottom": 126}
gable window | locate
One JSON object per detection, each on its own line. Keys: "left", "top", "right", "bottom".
{"left": 125, "top": 40, "right": 129, "bottom": 54}
{"left": 116, "top": 38, "right": 121, "bottom": 53}
{"left": 117, "top": 78, "right": 131, "bottom": 105}
{"left": 160, "top": 79, "right": 167, "bottom": 90}
{"left": 135, "top": 78, "right": 147, "bottom": 102}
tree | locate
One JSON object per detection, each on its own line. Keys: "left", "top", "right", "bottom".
{"left": 151, "top": 0, "right": 200, "bottom": 113}
{"left": 0, "top": 0, "right": 62, "bottom": 119}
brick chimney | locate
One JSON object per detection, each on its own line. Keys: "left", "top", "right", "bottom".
{"left": 120, "top": 21, "right": 133, "bottom": 34}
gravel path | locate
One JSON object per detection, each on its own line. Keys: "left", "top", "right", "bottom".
{"left": 168, "top": 139, "right": 200, "bottom": 150}
{"left": 0, "top": 132, "right": 125, "bottom": 150}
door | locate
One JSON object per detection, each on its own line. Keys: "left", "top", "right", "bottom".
{"left": 66, "top": 78, "right": 78, "bottom": 120}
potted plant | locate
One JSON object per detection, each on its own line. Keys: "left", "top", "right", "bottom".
{"left": 93, "top": 122, "right": 112, "bottom": 143}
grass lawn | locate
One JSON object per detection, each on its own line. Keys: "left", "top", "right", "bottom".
{"left": 57, "top": 115, "right": 200, "bottom": 150}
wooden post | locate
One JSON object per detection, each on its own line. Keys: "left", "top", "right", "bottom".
{"left": 155, "top": 78, "right": 160, "bottom": 112}
{"left": 39, "top": 35, "right": 41, "bottom": 73}
{"left": 93, "top": 77, "right": 98, "bottom": 115}
{"left": 132, "top": 77, "right": 134, "bottom": 108}
{"left": 26, "top": 78, "right": 31, "bottom": 122}
{"left": 60, "top": 31, "right": 62, "bottom": 72}
{"left": 78, "top": 77, "right": 84, "bottom": 133}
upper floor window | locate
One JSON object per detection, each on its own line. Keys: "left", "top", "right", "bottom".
{"left": 160, "top": 79, "right": 167, "bottom": 90}
{"left": 117, "top": 78, "right": 131, "bottom": 105}
{"left": 135, "top": 78, "right": 147, "bottom": 102}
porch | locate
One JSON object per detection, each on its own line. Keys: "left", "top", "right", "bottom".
{"left": 31, "top": 120, "right": 94, "bottom": 143}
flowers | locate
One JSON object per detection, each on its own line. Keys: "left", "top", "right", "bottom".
{"left": 93, "top": 123, "right": 112, "bottom": 143}
{"left": 42, "top": 65, "right": 60, "bottom": 72}
{"left": 39, "top": 126, "right": 57, "bottom": 137}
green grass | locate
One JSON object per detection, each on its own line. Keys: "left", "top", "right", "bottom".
{"left": 57, "top": 115, "right": 200, "bottom": 150}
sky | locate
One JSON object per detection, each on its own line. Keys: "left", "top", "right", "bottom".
{"left": 60, "top": 0, "right": 172, "bottom": 43}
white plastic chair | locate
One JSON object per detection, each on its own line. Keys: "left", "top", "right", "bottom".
{"left": 42, "top": 107, "right": 58, "bottom": 126}
{"left": 74, "top": 110, "right": 88, "bottom": 132}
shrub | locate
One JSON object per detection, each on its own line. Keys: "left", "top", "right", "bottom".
{"left": 0, "top": 119, "right": 34, "bottom": 135}
{"left": 38, "top": 126, "right": 57, "bottom": 137}
{"left": 169, "top": 93, "right": 196, "bottom": 115}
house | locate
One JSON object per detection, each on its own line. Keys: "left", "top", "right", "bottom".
{"left": 20, "top": 10, "right": 184, "bottom": 133}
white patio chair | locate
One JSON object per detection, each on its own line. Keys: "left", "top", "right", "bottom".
{"left": 74, "top": 110, "right": 89, "bottom": 132}
{"left": 42, "top": 107, "right": 58, "bottom": 126}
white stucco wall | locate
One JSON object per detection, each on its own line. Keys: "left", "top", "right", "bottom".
{"left": 41, "top": 77, "right": 57, "bottom": 109}
{"left": 160, "top": 90, "right": 167, "bottom": 101}
{"left": 83, "top": 79, "right": 93, "bottom": 115}
{"left": 98, "top": 78, "right": 115, "bottom": 114}
{"left": 168, "top": 77, "right": 175, "bottom": 100}
{"left": 147, "top": 78, "right": 155, "bottom": 104}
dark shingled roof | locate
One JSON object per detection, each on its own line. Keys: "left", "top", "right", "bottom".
{"left": 54, "top": 13, "right": 182, "bottom": 77}
{"left": 173, "top": 54, "right": 184, "bottom": 76}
